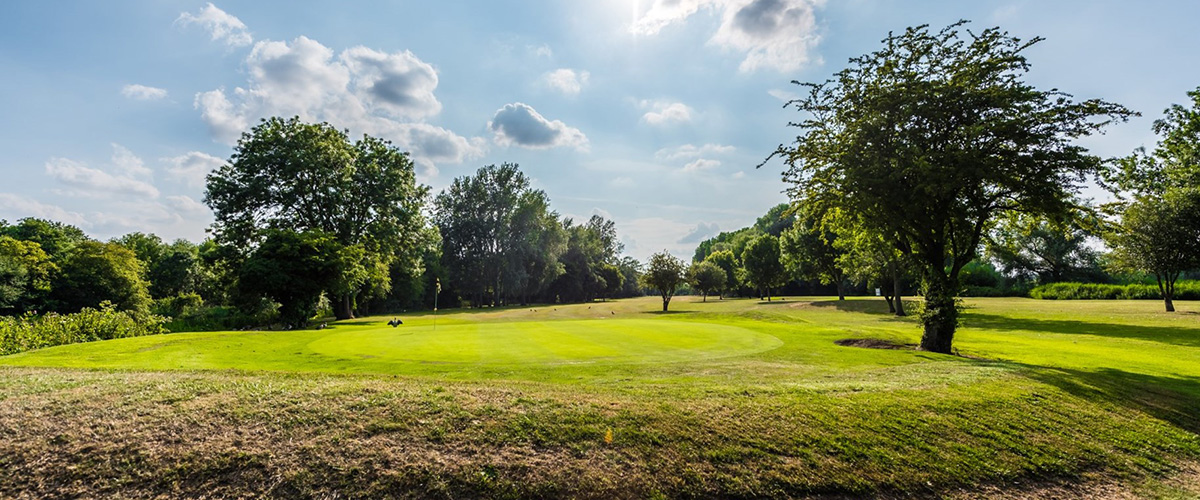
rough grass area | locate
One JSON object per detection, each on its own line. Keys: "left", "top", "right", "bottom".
{"left": 2, "top": 297, "right": 1200, "bottom": 498}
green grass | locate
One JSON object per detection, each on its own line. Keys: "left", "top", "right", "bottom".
{"left": 1, "top": 296, "right": 1199, "bottom": 498}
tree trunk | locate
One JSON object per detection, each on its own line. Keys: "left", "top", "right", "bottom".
{"left": 702, "top": 292, "right": 707, "bottom": 303}
{"left": 836, "top": 281, "right": 845, "bottom": 301}
{"left": 766, "top": 287, "right": 771, "bottom": 302}
{"left": 893, "top": 270, "right": 906, "bottom": 317}
{"left": 1165, "top": 297, "right": 1176, "bottom": 312}
{"left": 918, "top": 277, "right": 957, "bottom": 354}
{"left": 662, "top": 295, "right": 670, "bottom": 311}
{"left": 334, "top": 294, "right": 354, "bottom": 320}
{"left": 885, "top": 293, "right": 896, "bottom": 313}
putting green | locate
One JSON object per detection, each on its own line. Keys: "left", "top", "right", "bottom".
{"left": 310, "top": 319, "right": 781, "bottom": 365}
{"left": 0, "top": 318, "right": 782, "bottom": 373}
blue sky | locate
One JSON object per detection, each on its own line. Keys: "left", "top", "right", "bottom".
{"left": 1, "top": 0, "right": 1197, "bottom": 261}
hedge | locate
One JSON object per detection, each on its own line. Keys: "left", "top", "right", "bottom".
{"left": 1029, "top": 281, "right": 1200, "bottom": 300}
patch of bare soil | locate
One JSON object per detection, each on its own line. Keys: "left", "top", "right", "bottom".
{"left": 835, "top": 338, "right": 917, "bottom": 350}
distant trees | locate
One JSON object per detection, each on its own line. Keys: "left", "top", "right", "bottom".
{"left": 985, "top": 213, "right": 1103, "bottom": 284}
{"left": 1102, "top": 87, "right": 1200, "bottom": 312}
{"left": 742, "top": 235, "right": 786, "bottom": 301}
{"left": 772, "top": 22, "right": 1132, "bottom": 352}
{"left": 1106, "top": 191, "right": 1200, "bottom": 313}
{"left": 205, "top": 117, "right": 429, "bottom": 321}
{"left": 642, "top": 251, "right": 687, "bottom": 311}
{"left": 51, "top": 241, "right": 151, "bottom": 314}
{"left": 702, "top": 250, "right": 739, "bottom": 299}
{"left": 0, "top": 236, "right": 55, "bottom": 314}
{"left": 780, "top": 209, "right": 846, "bottom": 300}
{"left": 688, "top": 261, "right": 725, "bottom": 302}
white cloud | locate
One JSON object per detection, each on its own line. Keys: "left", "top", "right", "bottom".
{"left": 619, "top": 217, "right": 698, "bottom": 261}
{"left": 121, "top": 84, "right": 167, "bottom": 101}
{"left": 165, "top": 195, "right": 209, "bottom": 215}
{"left": 679, "top": 222, "right": 720, "bottom": 244}
{"left": 732, "top": 171, "right": 746, "bottom": 179}
{"left": 177, "top": 2, "right": 253, "bottom": 47}
{"left": 45, "top": 157, "right": 159, "bottom": 199}
{"left": 193, "top": 36, "right": 480, "bottom": 176}
{"left": 767, "top": 88, "right": 800, "bottom": 102}
{"left": 340, "top": 46, "right": 442, "bottom": 119}
{"left": 543, "top": 69, "right": 590, "bottom": 96}
{"left": 0, "top": 193, "right": 89, "bottom": 228}
{"left": 194, "top": 88, "right": 248, "bottom": 144}
{"left": 488, "top": 102, "right": 589, "bottom": 151}
{"left": 528, "top": 43, "right": 553, "bottom": 59}
{"left": 641, "top": 101, "right": 694, "bottom": 125}
{"left": 655, "top": 143, "right": 736, "bottom": 161}
{"left": 631, "top": 0, "right": 824, "bottom": 73}
{"left": 110, "top": 143, "right": 152, "bottom": 178}
{"left": 682, "top": 158, "right": 721, "bottom": 172}
{"left": 163, "top": 151, "right": 225, "bottom": 187}
{"left": 611, "top": 176, "right": 635, "bottom": 188}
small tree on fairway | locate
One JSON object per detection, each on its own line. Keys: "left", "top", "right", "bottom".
{"left": 642, "top": 251, "right": 686, "bottom": 311}
{"left": 688, "top": 261, "right": 725, "bottom": 302}
{"left": 770, "top": 22, "right": 1132, "bottom": 353}
{"left": 1105, "top": 189, "right": 1200, "bottom": 312}
{"left": 742, "top": 235, "right": 786, "bottom": 301}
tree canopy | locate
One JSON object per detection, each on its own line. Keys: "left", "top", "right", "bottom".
{"left": 771, "top": 21, "right": 1132, "bottom": 352}
{"left": 205, "top": 117, "right": 429, "bottom": 320}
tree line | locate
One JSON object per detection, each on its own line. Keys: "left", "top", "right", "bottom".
{"left": 0, "top": 118, "right": 645, "bottom": 329}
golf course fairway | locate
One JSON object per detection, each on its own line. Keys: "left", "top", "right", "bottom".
{"left": 3, "top": 296, "right": 1200, "bottom": 498}
{"left": 0, "top": 317, "right": 782, "bottom": 372}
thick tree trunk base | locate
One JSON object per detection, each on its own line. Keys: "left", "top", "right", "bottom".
{"left": 334, "top": 295, "right": 354, "bottom": 320}
{"left": 918, "top": 284, "right": 957, "bottom": 354}
{"left": 895, "top": 295, "right": 906, "bottom": 317}
{"left": 1165, "top": 298, "right": 1175, "bottom": 312}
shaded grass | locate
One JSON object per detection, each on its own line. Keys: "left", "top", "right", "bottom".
{"left": 1, "top": 296, "right": 1199, "bottom": 498}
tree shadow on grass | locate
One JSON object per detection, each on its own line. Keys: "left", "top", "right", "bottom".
{"left": 804, "top": 298, "right": 901, "bottom": 315}
{"left": 1021, "top": 365, "right": 1200, "bottom": 437}
{"left": 961, "top": 313, "right": 1200, "bottom": 348}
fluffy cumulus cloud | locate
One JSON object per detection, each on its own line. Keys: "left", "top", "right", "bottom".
{"left": 0, "top": 193, "right": 89, "bottom": 228}
{"left": 165, "top": 195, "right": 209, "bottom": 215}
{"left": 678, "top": 222, "right": 720, "bottom": 244}
{"left": 163, "top": 151, "right": 226, "bottom": 187}
{"left": 121, "top": 84, "right": 168, "bottom": 101}
{"left": 641, "top": 100, "right": 694, "bottom": 125}
{"left": 489, "top": 102, "right": 589, "bottom": 151}
{"left": 542, "top": 68, "right": 590, "bottom": 96}
{"left": 110, "top": 144, "right": 152, "bottom": 178}
{"left": 177, "top": 2, "right": 253, "bottom": 47}
{"left": 631, "top": 0, "right": 823, "bottom": 72}
{"left": 191, "top": 33, "right": 480, "bottom": 176}
{"left": 44, "top": 157, "right": 159, "bottom": 199}
{"left": 655, "top": 143, "right": 736, "bottom": 162}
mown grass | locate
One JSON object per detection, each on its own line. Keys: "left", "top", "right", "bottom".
{"left": 1, "top": 296, "right": 1198, "bottom": 498}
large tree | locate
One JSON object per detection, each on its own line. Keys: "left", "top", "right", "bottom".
{"left": 0, "top": 236, "right": 56, "bottom": 314}
{"left": 434, "top": 163, "right": 568, "bottom": 306}
{"left": 771, "top": 22, "right": 1132, "bottom": 353}
{"left": 742, "top": 234, "right": 787, "bottom": 301}
{"left": 1105, "top": 189, "right": 1200, "bottom": 312}
{"left": 205, "top": 117, "right": 428, "bottom": 319}
{"left": 642, "top": 251, "right": 686, "bottom": 312}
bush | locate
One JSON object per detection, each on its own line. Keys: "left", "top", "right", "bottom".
{"left": 1029, "top": 281, "right": 1200, "bottom": 300}
{"left": 0, "top": 302, "right": 167, "bottom": 355}
{"left": 961, "top": 284, "right": 1033, "bottom": 297}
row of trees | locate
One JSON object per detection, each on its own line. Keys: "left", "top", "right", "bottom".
{"left": 434, "top": 163, "right": 639, "bottom": 307}
{"left": 1, "top": 118, "right": 648, "bottom": 329}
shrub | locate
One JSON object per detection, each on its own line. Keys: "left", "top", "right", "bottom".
{"left": 1029, "top": 281, "right": 1200, "bottom": 300}
{"left": 0, "top": 302, "right": 167, "bottom": 356}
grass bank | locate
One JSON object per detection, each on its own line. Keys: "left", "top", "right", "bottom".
{"left": 1, "top": 297, "right": 1198, "bottom": 498}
